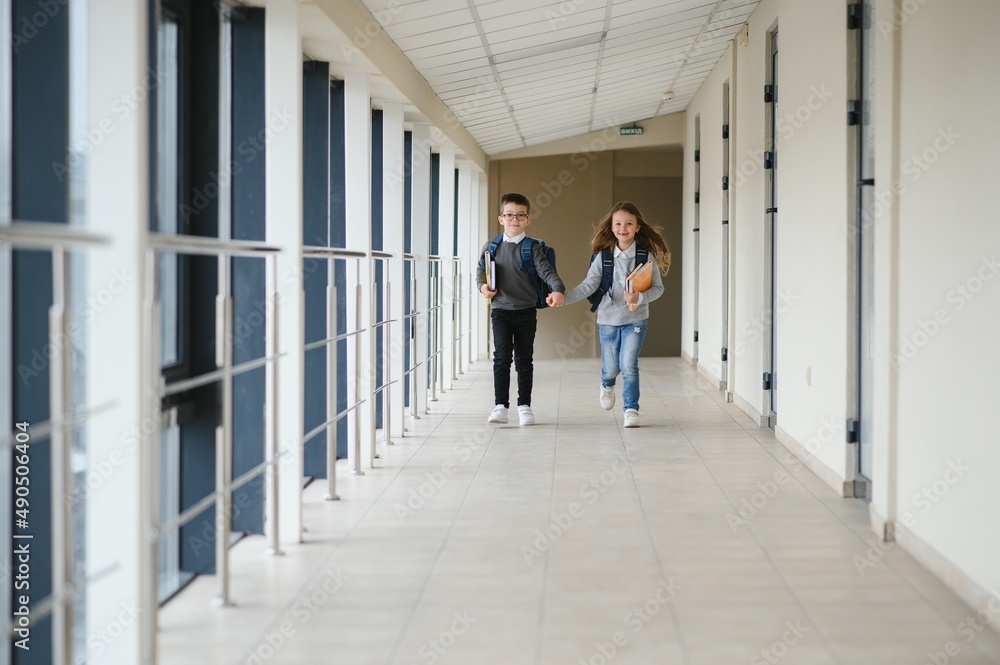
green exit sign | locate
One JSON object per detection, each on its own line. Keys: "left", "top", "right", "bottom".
{"left": 620, "top": 126, "right": 643, "bottom": 136}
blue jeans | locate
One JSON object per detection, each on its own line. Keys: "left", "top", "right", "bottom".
{"left": 600, "top": 321, "right": 648, "bottom": 411}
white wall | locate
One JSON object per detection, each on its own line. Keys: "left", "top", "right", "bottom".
{"left": 885, "top": 0, "right": 1000, "bottom": 619}
{"left": 685, "top": 0, "right": 1000, "bottom": 623}
{"left": 685, "top": 47, "right": 732, "bottom": 387}
{"left": 685, "top": 0, "right": 852, "bottom": 487}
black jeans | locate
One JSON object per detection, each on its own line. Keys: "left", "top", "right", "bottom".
{"left": 491, "top": 307, "right": 537, "bottom": 408}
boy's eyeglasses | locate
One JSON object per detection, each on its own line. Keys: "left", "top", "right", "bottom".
{"left": 501, "top": 213, "right": 528, "bottom": 221}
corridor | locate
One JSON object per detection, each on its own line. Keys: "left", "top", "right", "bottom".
{"left": 158, "top": 359, "right": 1000, "bottom": 665}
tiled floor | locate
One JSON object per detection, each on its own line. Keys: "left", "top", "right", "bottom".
{"left": 159, "top": 358, "right": 1000, "bottom": 665}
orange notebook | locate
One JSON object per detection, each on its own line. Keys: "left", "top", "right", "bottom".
{"left": 625, "top": 261, "right": 653, "bottom": 311}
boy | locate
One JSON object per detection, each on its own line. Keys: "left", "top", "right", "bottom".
{"left": 476, "top": 193, "right": 564, "bottom": 426}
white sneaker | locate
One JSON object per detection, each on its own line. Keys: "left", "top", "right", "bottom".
{"left": 623, "top": 409, "right": 640, "bottom": 428}
{"left": 488, "top": 405, "right": 508, "bottom": 424}
{"left": 599, "top": 385, "right": 615, "bottom": 410}
{"left": 518, "top": 405, "right": 535, "bottom": 426}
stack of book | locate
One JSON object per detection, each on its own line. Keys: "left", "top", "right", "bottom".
{"left": 625, "top": 261, "right": 652, "bottom": 311}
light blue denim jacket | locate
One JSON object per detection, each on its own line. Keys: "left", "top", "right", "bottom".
{"left": 564, "top": 243, "right": 664, "bottom": 325}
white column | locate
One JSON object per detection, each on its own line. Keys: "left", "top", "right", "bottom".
{"left": 870, "top": 0, "right": 901, "bottom": 536}
{"left": 85, "top": 2, "right": 148, "bottom": 663}
{"left": 411, "top": 125, "right": 431, "bottom": 415}
{"left": 265, "top": 0, "right": 304, "bottom": 544}
{"left": 456, "top": 161, "right": 473, "bottom": 375}
{"left": 477, "top": 173, "right": 491, "bottom": 361}
{"left": 437, "top": 145, "right": 456, "bottom": 389}
{"left": 343, "top": 70, "right": 375, "bottom": 469}
{"left": 383, "top": 102, "right": 405, "bottom": 439}
{"left": 468, "top": 167, "right": 482, "bottom": 366}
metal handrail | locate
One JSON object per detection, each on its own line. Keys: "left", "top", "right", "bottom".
{"left": 160, "top": 352, "right": 285, "bottom": 397}
{"left": 302, "top": 245, "right": 366, "bottom": 258}
{"left": 149, "top": 232, "right": 280, "bottom": 258}
{"left": 0, "top": 221, "right": 109, "bottom": 249}
{"left": 302, "top": 399, "right": 367, "bottom": 444}
{"left": 302, "top": 327, "right": 368, "bottom": 352}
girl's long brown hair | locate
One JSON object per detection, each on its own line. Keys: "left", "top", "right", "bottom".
{"left": 591, "top": 201, "right": 671, "bottom": 274}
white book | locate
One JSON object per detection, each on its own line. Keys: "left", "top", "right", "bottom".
{"left": 484, "top": 251, "right": 496, "bottom": 290}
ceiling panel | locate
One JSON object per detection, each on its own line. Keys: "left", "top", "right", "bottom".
{"left": 401, "top": 35, "right": 484, "bottom": 62}
{"left": 383, "top": 10, "right": 475, "bottom": 41}
{"left": 359, "top": 0, "right": 761, "bottom": 155}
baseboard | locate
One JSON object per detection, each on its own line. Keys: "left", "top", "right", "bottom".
{"left": 774, "top": 426, "right": 849, "bottom": 497}
{"left": 732, "top": 391, "right": 767, "bottom": 427}
{"left": 894, "top": 523, "right": 1000, "bottom": 635}
{"left": 696, "top": 362, "right": 724, "bottom": 390}
{"left": 681, "top": 351, "right": 697, "bottom": 365}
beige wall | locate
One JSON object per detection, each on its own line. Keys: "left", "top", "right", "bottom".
{"left": 488, "top": 149, "right": 683, "bottom": 360}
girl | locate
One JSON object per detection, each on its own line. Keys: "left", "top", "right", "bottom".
{"left": 561, "top": 202, "right": 671, "bottom": 428}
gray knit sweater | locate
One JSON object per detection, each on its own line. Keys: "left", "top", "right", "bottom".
{"left": 563, "top": 243, "right": 664, "bottom": 325}
{"left": 476, "top": 236, "right": 564, "bottom": 311}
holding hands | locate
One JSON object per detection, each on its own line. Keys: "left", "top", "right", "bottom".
{"left": 546, "top": 292, "right": 565, "bottom": 307}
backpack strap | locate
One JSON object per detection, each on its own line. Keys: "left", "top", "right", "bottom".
{"left": 520, "top": 237, "right": 550, "bottom": 307}
{"left": 487, "top": 234, "right": 504, "bottom": 260}
{"left": 586, "top": 247, "right": 615, "bottom": 312}
{"left": 520, "top": 237, "right": 538, "bottom": 276}
{"left": 636, "top": 245, "right": 648, "bottom": 267}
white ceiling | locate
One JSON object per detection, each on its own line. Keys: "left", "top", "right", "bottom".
{"left": 356, "top": 0, "right": 760, "bottom": 155}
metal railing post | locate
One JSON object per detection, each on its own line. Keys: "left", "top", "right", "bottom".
{"left": 141, "top": 248, "right": 160, "bottom": 664}
{"left": 265, "top": 255, "right": 285, "bottom": 550}
{"left": 49, "top": 249, "right": 73, "bottom": 665}
{"left": 384, "top": 281, "right": 392, "bottom": 445}
{"left": 213, "top": 256, "right": 234, "bottom": 606}
{"left": 352, "top": 280, "right": 364, "bottom": 475}
{"left": 430, "top": 274, "right": 438, "bottom": 402}
{"left": 411, "top": 277, "right": 419, "bottom": 419}
{"left": 324, "top": 258, "right": 340, "bottom": 500}
{"left": 370, "top": 282, "right": 377, "bottom": 466}
{"left": 456, "top": 266, "right": 463, "bottom": 376}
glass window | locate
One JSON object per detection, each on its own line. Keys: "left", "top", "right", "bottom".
{"left": 157, "top": 15, "right": 181, "bottom": 367}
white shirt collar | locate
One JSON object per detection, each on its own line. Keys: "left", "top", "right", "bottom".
{"left": 503, "top": 232, "right": 526, "bottom": 243}
{"left": 614, "top": 243, "right": 636, "bottom": 257}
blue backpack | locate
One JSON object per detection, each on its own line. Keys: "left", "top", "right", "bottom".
{"left": 487, "top": 234, "right": 556, "bottom": 309}
{"left": 585, "top": 246, "right": 649, "bottom": 312}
